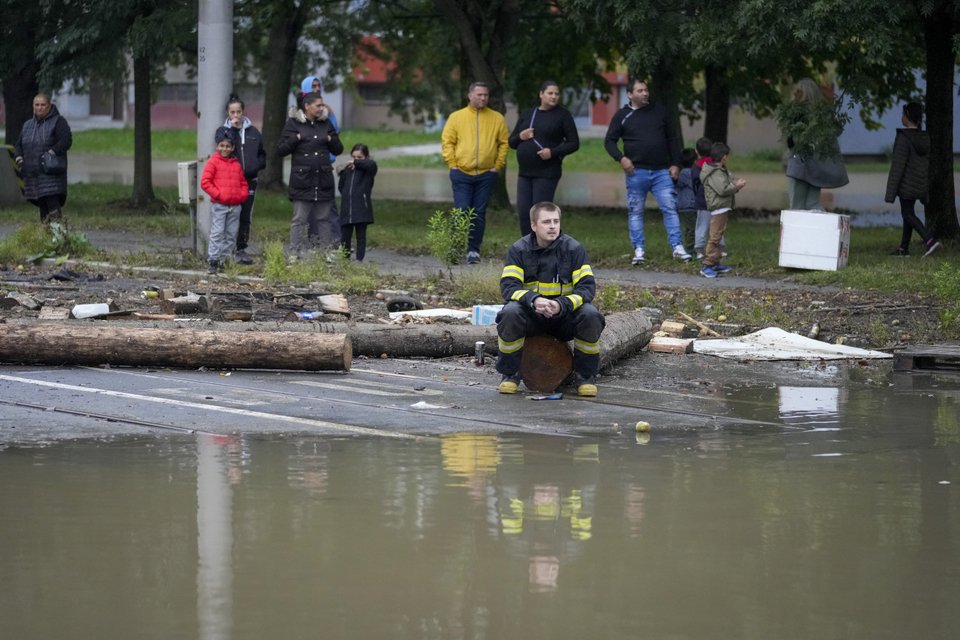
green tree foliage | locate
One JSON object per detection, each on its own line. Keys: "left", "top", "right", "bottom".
{"left": 235, "top": 0, "right": 366, "bottom": 190}
{"left": 31, "top": 0, "right": 197, "bottom": 206}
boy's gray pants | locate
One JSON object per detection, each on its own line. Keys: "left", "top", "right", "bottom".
{"left": 209, "top": 202, "right": 240, "bottom": 262}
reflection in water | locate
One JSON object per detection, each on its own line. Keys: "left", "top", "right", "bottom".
{"left": 2, "top": 381, "right": 960, "bottom": 639}
{"left": 197, "top": 435, "right": 234, "bottom": 640}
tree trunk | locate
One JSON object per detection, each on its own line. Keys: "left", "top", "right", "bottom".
{"left": 651, "top": 61, "right": 682, "bottom": 156}
{"left": 131, "top": 52, "right": 155, "bottom": 206}
{"left": 318, "top": 322, "right": 498, "bottom": 358}
{"left": 0, "top": 324, "right": 351, "bottom": 371}
{"left": 703, "top": 64, "right": 730, "bottom": 145}
{"left": 924, "top": 2, "right": 958, "bottom": 239}
{"left": 2, "top": 60, "right": 40, "bottom": 145}
{"left": 259, "top": 4, "right": 309, "bottom": 191}
{"left": 598, "top": 311, "right": 654, "bottom": 370}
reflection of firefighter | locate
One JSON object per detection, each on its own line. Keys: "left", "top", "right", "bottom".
{"left": 493, "top": 439, "right": 599, "bottom": 592}
{"left": 441, "top": 434, "right": 501, "bottom": 500}
{"left": 501, "top": 486, "right": 593, "bottom": 541}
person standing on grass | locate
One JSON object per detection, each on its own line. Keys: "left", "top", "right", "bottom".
{"left": 675, "top": 147, "right": 699, "bottom": 256}
{"left": 201, "top": 127, "right": 248, "bottom": 274}
{"left": 884, "top": 101, "right": 941, "bottom": 258}
{"left": 277, "top": 91, "right": 343, "bottom": 258}
{"left": 778, "top": 77, "right": 849, "bottom": 210}
{"left": 604, "top": 78, "right": 691, "bottom": 266}
{"left": 441, "top": 81, "right": 509, "bottom": 264}
{"left": 223, "top": 93, "right": 266, "bottom": 265}
{"left": 297, "top": 76, "right": 344, "bottom": 243}
{"left": 495, "top": 201, "right": 605, "bottom": 398}
{"left": 338, "top": 143, "right": 378, "bottom": 261}
{"left": 699, "top": 142, "right": 744, "bottom": 279}
{"left": 14, "top": 93, "right": 72, "bottom": 223}
{"left": 509, "top": 80, "right": 580, "bottom": 237}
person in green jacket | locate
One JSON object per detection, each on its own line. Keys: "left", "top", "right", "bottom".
{"left": 699, "top": 142, "right": 746, "bottom": 278}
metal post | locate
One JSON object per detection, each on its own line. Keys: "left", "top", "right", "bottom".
{"left": 196, "top": 0, "right": 234, "bottom": 257}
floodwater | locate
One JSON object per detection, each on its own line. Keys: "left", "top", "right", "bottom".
{"left": 2, "top": 371, "right": 959, "bottom": 639}
{"left": 66, "top": 153, "right": 960, "bottom": 218}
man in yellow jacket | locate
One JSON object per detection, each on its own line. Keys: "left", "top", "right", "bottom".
{"left": 441, "top": 82, "right": 509, "bottom": 264}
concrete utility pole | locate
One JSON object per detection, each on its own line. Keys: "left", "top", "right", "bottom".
{"left": 196, "top": 0, "right": 234, "bottom": 253}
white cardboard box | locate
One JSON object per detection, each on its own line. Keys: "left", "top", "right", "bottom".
{"left": 778, "top": 209, "right": 850, "bottom": 271}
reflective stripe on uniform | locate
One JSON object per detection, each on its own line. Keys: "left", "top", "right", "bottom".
{"left": 501, "top": 264, "right": 524, "bottom": 280}
{"left": 566, "top": 294, "right": 583, "bottom": 310}
{"left": 521, "top": 281, "right": 575, "bottom": 296}
{"left": 499, "top": 336, "right": 525, "bottom": 353}
{"left": 572, "top": 265, "right": 593, "bottom": 284}
{"left": 511, "top": 289, "right": 531, "bottom": 302}
{"left": 574, "top": 337, "right": 600, "bottom": 354}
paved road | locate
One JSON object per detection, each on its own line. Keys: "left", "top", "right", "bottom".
{"left": 0, "top": 352, "right": 799, "bottom": 446}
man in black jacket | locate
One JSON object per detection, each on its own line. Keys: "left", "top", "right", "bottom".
{"left": 496, "top": 201, "right": 605, "bottom": 397}
{"left": 604, "top": 79, "right": 690, "bottom": 265}
{"left": 277, "top": 92, "right": 343, "bottom": 257}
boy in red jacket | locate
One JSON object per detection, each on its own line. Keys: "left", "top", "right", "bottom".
{"left": 201, "top": 127, "right": 249, "bottom": 274}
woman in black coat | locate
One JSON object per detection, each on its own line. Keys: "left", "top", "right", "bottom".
{"left": 884, "top": 102, "right": 941, "bottom": 257}
{"left": 508, "top": 81, "right": 580, "bottom": 237}
{"left": 14, "top": 94, "right": 73, "bottom": 222}
{"left": 338, "top": 143, "right": 378, "bottom": 261}
{"left": 277, "top": 92, "right": 343, "bottom": 256}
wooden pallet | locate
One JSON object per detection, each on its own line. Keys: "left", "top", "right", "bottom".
{"left": 893, "top": 344, "right": 960, "bottom": 372}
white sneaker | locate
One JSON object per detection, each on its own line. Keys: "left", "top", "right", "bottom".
{"left": 631, "top": 247, "right": 645, "bottom": 265}
{"left": 672, "top": 244, "right": 692, "bottom": 262}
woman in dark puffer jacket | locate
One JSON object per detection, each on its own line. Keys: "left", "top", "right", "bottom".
{"left": 884, "top": 102, "right": 941, "bottom": 257}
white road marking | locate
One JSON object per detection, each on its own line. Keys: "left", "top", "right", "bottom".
{"left": 292, "top": 378, "right": 443, "bottom": 396}
{"left": 0, "top": 374, "right": 415, "bottom": 439}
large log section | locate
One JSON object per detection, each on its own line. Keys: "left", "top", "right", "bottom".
{"left": 0, "top": 325, "right": 351, "bottom": 371}
{"left": 0, "top": 311, "right": 650, "bottom": 370}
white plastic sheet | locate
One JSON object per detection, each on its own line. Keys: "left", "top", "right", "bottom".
{"left": 692, "top": 327, "right": 892, "bottom": 361}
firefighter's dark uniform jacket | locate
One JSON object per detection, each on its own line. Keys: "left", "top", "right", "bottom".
{"left": 500, "top": 232, "right": 596, "bottom": 314}
{"left": 496, "top": 232, "right": 605, "bottom": 381}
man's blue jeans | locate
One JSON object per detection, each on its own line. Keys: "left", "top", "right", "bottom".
{"left": 624, "top": 168, "right": 682, "bottom": 250}
{"left": 450, "top": 169, "right": 497, "bottom": 253}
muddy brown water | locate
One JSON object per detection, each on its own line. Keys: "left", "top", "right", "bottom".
{"left": 2, "top": 361, "right": 959, "bottom": 639}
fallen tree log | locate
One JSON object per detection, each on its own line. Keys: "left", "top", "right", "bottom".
{"left": 315, "top": 322, "right": 498, "bottom": 358}
{"left": 0, "top": 324, "right": 351, "bottom": 371}
{"left": 0, "top": 309, "right": 652, "bottom": 364}
{"left": 599, "top": 311, "right": 654, "bottom": 370}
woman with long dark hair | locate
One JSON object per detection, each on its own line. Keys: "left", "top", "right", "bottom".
{"left": 508, "top": 81, "right": 580, "bottom": 237}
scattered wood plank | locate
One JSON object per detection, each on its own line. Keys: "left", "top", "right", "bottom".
{"left": 318, "top": 294, "right": 350, "bottom": 316}
{"left": 647, "top": 336, "right": 694, "bottom": 354}
{"left": 0, "top": 324, "right": 351, "bottom": 371}
{"left": 217, "top": 309, "right": 254, "bottom": 322}
{"left": 659, "top": 320, "right": 689, "bottom": 337}
{"left": 678, "top": 311, "right": 721, "bottom": 337}
{"left": 159, "top": 293, "right": 211, "bottom": 315}
{"left": 38, "top": 306, "right": 72, "bottom": 320}
{"left": 893, "top": 344, "right": 960, "bottom": 372}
